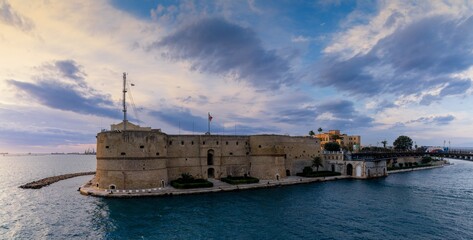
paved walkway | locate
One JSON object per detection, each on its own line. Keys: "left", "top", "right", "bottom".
{"left": 79, "top": 175, "right": 349, "bottom": 198}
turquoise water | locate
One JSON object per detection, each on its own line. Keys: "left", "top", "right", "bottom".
{"left": 1, "top": 155, "right": 473, "bottom": 239}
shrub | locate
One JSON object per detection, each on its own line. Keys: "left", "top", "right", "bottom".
{"left": 398, "top": 163, "right": 403, "bottom": 168}
{"left": 221, "top": 176, "right": 259, "bottom": 185}
{"left": 171, "top": 176, "right": 213, "bottom": 189}
{"left": 302, "top": 166, "right": 313, "bottom": 175}
{"left": 413, "top": 162, "right": 418, "bottom": 166}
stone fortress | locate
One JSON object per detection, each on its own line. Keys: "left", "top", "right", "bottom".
{"left": 93, "top": 121, "right": 391, "bottom": 191}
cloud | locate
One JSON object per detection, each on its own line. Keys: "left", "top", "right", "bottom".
{"left": 316, "top": 100, "right": 374, "bottom": 129}
{"left": 0, "top": 0, "right": 34, "bottom": 31}
{"left": 0, "top": 127, "right": 93, "bottom": 147}
{"left": 150, "top": 17, "right": 293, "bottom": 90}
{"left": 316, "top": 15, "right": 473, "bottom": 102}
{"left": 273, "top": 99, "right": 374, "bottom": 130}
{"left": 406, "top": 115, "right": 455, "bottom": 126}
{"left": 53, "top": 60, "right": 86, "bottom": 82}
{"left": 149, "top": 106, "right": 276, "bottom": 134}
{"left": 8, "top": 60, "right": 120, "bottom": 119}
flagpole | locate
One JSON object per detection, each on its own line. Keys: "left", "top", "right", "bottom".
{"left": 208, "top": 112, "right": 210, "bottom": 134}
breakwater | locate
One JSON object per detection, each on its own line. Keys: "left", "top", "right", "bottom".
{"left": 19, "top": 171, "right": 95, "bottom": 189}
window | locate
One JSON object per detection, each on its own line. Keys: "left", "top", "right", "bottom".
{"left": 181, "top": 141, "right": 184, "bottom": 145}
{"left": 207, "top": 149, "right": 214, "bottom": 165}
{"left": 169, "top": 141, "right": 172, "bottom": 145}
{"left": 140, "top": 145, "right": 144, "bottom": 149}
{"left": 105, "top": 146, "right": 109, "bottom": 149}
{"left": 121, "top": 152, "right": 126, "bottom": 155}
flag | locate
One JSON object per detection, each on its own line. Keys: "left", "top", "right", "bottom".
{"left": 208, "top": 113, "right": 213, "bottom": 122}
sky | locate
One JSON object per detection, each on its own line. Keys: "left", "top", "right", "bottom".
{"left": 1, "top": 0, "right": 473, "bottom": 153}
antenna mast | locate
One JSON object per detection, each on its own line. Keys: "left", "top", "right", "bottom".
{"left": 122, "top": 72, "right": 127, "bottom": 130}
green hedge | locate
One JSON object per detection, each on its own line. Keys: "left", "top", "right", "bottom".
{"left": 170, "top": 178, "right": 213, "bottom": 189}
{"left": 296, "top": 171, "right": 341, "bottom": 178}
{"left": 221, "top": 176, "right": 259, "bottom": 185}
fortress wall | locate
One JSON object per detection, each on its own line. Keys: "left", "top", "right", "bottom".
{"left": 167, "top": 166, "right": 205, "bottom": 180}
{"left": 96, "top": 169, "right": 168, "bottom": 190}
{"left": 250, "top": 156, "right": 286, "bottom": 179}
{"left": 96, "top": 131, "right": 169, "bottom": 189}
{"left": 249, "top": 135, "right": 320, "bottom": 176}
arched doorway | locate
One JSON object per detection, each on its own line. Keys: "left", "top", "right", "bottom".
{"left": 356, "top": 165, "right": 362, "bottom": 177}
{"left": 331, "top": 164, "right": 335, "bottom": 172}
{"left": 207, "top": 149, "right": 214, "bottom": 165}
{"left": 208, "top": 168, "right": 215, "bottom": 178}
{"left": 346, "top": 164, "right": 353, "bottom": 176}
{"left": 286, "top": 169, "right": 290, "bottom": 176}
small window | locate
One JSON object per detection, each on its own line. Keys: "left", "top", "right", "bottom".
{"left": 229, "top": 152, "right": 233, "bottom": 155}
{"left": 203, "top": 141, "right": 206, "bottom": 145}
{"left": 140, "top": 145, "right": 144, "bottom": 149}
{"left": 181, "top": 141, "right": 184, "bottom": 145}
{"left": 216, "top": 141, "right": 219, "bottom": 145}
{"left": 236, "top": 141, "right": 239, "bottom": 145}
{"left": 169, "top": 141, "right": 172, "bottom": 145}
{"left": 246, "top": 152, "right": 249, "bottom": 155}
{"left": 156, "top": 152, "right": 159, "bottom": 156}
{"left": 191, "top": 141, "right": 194, "bottom": 145}
{"left": 259, "top": 145, "right": 262, "bottom": 148}
{"left": 105, "top": 146, "right": 109, "bottom": 149}
{"left": 226, "top": 141, "right": 229, "bottom": 145}
{"left": 121, "top": 152, "right": 126, "bottom": 155}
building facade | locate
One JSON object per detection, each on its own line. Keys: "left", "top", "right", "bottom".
{"left": 315, "top": 130, "right": 361, "bottom": 151}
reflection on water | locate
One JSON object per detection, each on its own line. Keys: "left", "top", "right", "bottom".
{"left": 1, "top": 155, "right": 473, "bottom": 239}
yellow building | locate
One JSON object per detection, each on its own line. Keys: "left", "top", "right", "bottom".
{"left": 315, "top": 130, "right": 361, "bottom": 151}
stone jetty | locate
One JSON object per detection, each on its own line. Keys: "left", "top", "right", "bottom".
{"left": 20, "top": 172, "right": 95, "bottom": 189}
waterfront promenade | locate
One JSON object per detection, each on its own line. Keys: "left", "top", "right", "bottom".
{"left": 80, "top": 163, "right": 447, "bottom": 198}
{"left": 80, "top": 175, "right": 350, "bottom": 198}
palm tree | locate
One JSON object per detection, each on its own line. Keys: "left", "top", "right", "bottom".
{"left": 317, "top": 127, "right": 323, "bottom": 134}
{"left": 312, "top": 156, "right": 323, "bottom": 172}
{"left": 381, "top": 140, "right": 387, "bottom": 148}
{"left": 309, "top": 130, "right": 315, "bottom": 136}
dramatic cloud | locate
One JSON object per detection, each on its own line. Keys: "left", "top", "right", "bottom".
{"left": 316, "top": 100, "right": 374, "bottom": 129}
{"left": 149, "top": 106, "right": 275, "bottom": 134}
{"left": 8, "top": 60, "right": 120, "bottom": 119}
{"left": 0, "top": 0, "right": 33, "bottom": 31}
{"left": 54, "top": 60, "right": 86, "bottom": 82}
{"left": 151, "top": 17, "right": 293, "bottom": 90}
{"left": 316, "top": 15, "right": 473, "bottom": 102}
{"left": 274, "top": 99, "right": 373, "bottom": 130}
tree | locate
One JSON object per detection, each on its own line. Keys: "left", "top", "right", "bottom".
{"left": 324, "top": 142, "right": 340, "bottom": 151}
{"left": 312, "top": 156, "right": 323, "bottom": 172}
{"left": 309, "top": 130, "right": 315, "bottom": 136}
{"left": 331, "top": 134, "right": 340, "bottom": 141}
{"left": 317, "top": 127, "right": 323, "bottom": 133}
{"left": 381, "top": 140, "right": 388, "bottom": 148}
{"left": 421, "top": 156, "right": 432, "bottom": 164}
{"left": 393, "top": 136, "right": 413, "bottom": 150}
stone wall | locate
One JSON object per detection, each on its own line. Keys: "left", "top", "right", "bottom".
{"left": 95, "top": 131, "right": 321, "bottom": 190}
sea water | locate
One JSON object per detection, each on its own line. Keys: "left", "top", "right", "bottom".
{"left": 1, "top": 155, "right": 473, "bottom": 239}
